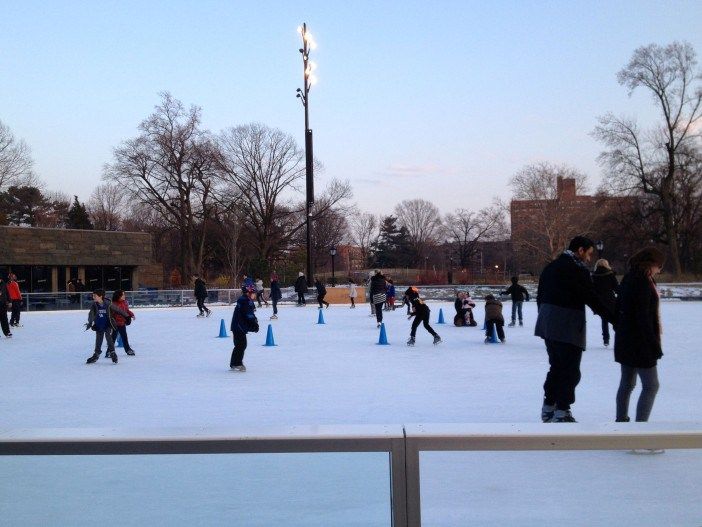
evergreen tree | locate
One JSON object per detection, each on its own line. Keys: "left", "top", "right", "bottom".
{"left": 0, "top": 186, "right": 48, "bottom": 226}
{"left": 371, "top": 216, "right": 414, "bottom": 268}
{"left": 66, "top": 195, "right": 93, "bottom": 230}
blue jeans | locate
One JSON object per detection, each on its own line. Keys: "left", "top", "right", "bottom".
{"left": 616, "top": 364, "right": 659, "bottom": 421}
{"left": 511, "top": 301, "right": 523, "bottom": 323}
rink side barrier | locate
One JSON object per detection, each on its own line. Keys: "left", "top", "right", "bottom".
{"left": 2, "top": 422, "right": 702, "bottom": 527}
{"left": 17, "top": 283, "right": 702, "bottom": 312}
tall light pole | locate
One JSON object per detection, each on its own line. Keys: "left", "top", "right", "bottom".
{"left": 330, "top": 247, "right": 337, "bottom": 286}
{"left": 296, "top": 23, "right": 317, "bottom": 287}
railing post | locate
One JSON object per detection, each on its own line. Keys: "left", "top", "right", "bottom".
{"left": 405, "top": 437, "right": 421, "bottom": 527}
{"left": 390, "top": 436, "right": 408, "bottom": 527}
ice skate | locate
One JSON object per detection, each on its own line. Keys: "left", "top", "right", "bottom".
{"left": 270, "top": 314, "right": 278, "bottom": 320}
{"left": 519, "top": 321, "right": 523, "bottom": 327}
{"left": 541, "top": 404, "right": 556, "bottom": 423}
{"left": 110, "top": 351, "right": 118, "bottom": 363}
{"left": 407, "top": 336, "right": 415, "bottom": 346}
{"left": 500, "top": 338, "right": 506, "bottom": 344}
{"left": 205, "top": 310, "right": 212, "bottom": 317}
{"left": 630, "top": 448, "right": 665, "bottom": 455}
{"left": 508, "top": 322, "right": 515, "bottom": 327}
{"left": 86, "top": 352, "right": 100, "bottom": 364}
{"left": 433, "top": 335, "right": 442, "bottom": 345}
{"left": 231, "top": 364, "right": 247, "bottom": 372}
{"left": 549, "top": 410, "right": 577, "bottom": 423}
{"left": 125, "top": 349, "right": 136, "bottom": 356}
{"left": 196, "top": 313, "right": 204, "bottom": 318}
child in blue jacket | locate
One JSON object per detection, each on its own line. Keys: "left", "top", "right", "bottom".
{"left": 230, "top": 285, "right": 260, "bottom": 371}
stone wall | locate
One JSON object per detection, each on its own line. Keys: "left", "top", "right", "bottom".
{"left": 0, "top": 226, "right": 153, "bottom": 266}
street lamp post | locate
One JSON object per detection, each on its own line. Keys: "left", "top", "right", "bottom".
{"left": 330, "top": 247, "right": 337, "bottom": 286}
{"left": 596, "top": 240, "right": 604, "bottom": 259}
{"left": 296, "top": 23, "right": 318, "bottom": 287}
{"left": 448, "top": 256, "right": 454, "bottom": 285}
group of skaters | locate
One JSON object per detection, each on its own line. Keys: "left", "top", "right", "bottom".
{"left": 80, "top": 236, "right": 668, "bottom": 427}
{"left": 0, "top": 273, "right": 24, "bottom": 338}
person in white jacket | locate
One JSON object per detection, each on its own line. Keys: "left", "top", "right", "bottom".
{"left": 348, "top": 280, "right": 357, "bottom": 308}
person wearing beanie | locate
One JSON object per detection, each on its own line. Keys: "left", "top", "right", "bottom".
{"left": 484, "top": 294, "right": 505, "bottom": 343}
{"left": 614, "top": 246, "right": 666, "bottom": 423}
{"left": 294, "top": 272, "right": 307, "bottom": 306}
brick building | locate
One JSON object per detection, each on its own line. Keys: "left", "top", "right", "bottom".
{"left": 510, "top": 177, "right": 630, "bottom": 274}
{"left": 0, "top": 226, "right": 163, "bottom": 292}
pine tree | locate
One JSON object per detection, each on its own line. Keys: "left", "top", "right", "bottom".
{"left": 66, "top": 196, "right": 93, "bottom": 230}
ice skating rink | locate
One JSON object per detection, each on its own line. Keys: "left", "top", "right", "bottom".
{"left": 1, "top": 300, "right": 701, "bottom": 525}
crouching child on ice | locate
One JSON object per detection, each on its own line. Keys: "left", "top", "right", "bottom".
{"left": 85, "top": 289, "right": 132, "bottom": 364}
{"left": 230, "top": 285, "right": 259, "bottom": 372}
{"left": 407, "top": 297, "right": 441, "bottom": 346}
{"left": 484, "top": 294, "right": 506, "bottom": 343}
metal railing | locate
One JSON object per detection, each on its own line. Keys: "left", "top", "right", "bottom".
{"left": 2, "top": 422, "right": 701, "bottom": 526}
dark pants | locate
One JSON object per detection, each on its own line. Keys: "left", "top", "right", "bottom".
{"left": 543, "top": 339, "right": 583, "bottom": 411}
{"left": 511, "top": 301, "right": 523, "bottom": 323}
{"left": 230, "top": 330, "right": 247, "bottom": 368}
{"left": 297, "top": 292, "right": 306, "bottom": 305}
{"left": 111, "top": 325, "right": 132, "bottom": 352}
{"left": 272, "top": 298, "right": 278, "bottom": 315}
{"left": 95, "top": 330, "right": 115, "bottom": 353}
{"left": 375, "top": 303, "right": 384, "bottom": 323}
{"left": 10, "top": 300, "right": 21, "bottom": 325}
{"left": 197, "top": 298, "right": 210, "bottom": 315}
{"left": 256, "top": 291, "right": 267, "bottom": 307}
{"left": 317, "top": 294, "right": 329, "bottom": 308}
{"left": 350, "top": 297, "right": 355, "bottom": 307}
{"left": 410, "top": 314, "right": 438, "bottom": 338}
{"left": 601, "top": 317, "right": 610, "bottom": 345}
{"left": 0, "top": 307, "right": 10, "bottom": 336}
{"left": 616, "top": 364, "right": 659, "bottom": 422}
{"left": 485, "top": 319, "right": 505, "bottom": 340}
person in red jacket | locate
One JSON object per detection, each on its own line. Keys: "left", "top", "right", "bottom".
{"left": 110, "top": 289, "right": 136, "bottom": 356}
{"left": 7, "top": 274, "right": 22, "bottom": 327}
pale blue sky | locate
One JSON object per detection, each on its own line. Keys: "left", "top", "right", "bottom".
{"left": 1, "top": 1, "right": 701, "bottom": 214}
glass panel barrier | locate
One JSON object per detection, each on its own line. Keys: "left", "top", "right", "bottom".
{"left": 0, "top": 452, "right": 392, "bottom": 527}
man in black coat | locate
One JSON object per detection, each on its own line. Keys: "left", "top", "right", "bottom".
{"left": 501, "top": 276, "right": 530, "bottom": 327}
{"left": 591, "top": 259, "right": 618, "bottom": 347}
{"left": 535, "top": 236, "right": 615, "bottom": 423}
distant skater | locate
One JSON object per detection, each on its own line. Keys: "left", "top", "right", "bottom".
{"left": 269, "top": 272, "right": 282, "bottom": 319}
{"left": 315, "top": 279, "right": 330, "bottom": 308}
{"left": 369, "top": 270, "right": 387, "bottom": 327}
{"left": 348, "top": 280, "right": 357, "bottom": 308}
{"left": 501, "top": 276, "right": 530, "bottom": 327}
{"left": 294, "top": 272, "right": 307, "bottom": 306}
{"left": 255, "top": 277, "right": 269, "bottom": 307}
{"left": 592, "top": 259, "right": 618, "bottom": 347}
{"left": 407, "top": 297, "right": 441, "bottom": 346}
{"left": 193, "top": 274, "right": 211, "bottom": 318}
{"left": 7, "top": 274, "right": 22, "bottom": 328}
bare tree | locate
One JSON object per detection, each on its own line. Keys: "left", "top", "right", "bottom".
{"left": 349, "top": 211, "right": 379, "bottom": 267}
{"left": 88, "top": 183, "right": 127, "bottom": 231}
{"left": 215, "top": 123, "right": 306, "bottom": 260}
{"left": 593, "top": 41, "right": 702, "bottom": 276}
{"left": 0, "top": 120, "right": 34, "bottom": 191}
{"left": 105, "top": 92, "right": 217, "bottom": 278}
{"left": 394, "top": 198, "right": 443, "bottom": 263}
{"left": 509, "top": 162, "right": 598, "bottom": 268}
{"left": 444, "top": 205, "right": 507, "bottom": 267}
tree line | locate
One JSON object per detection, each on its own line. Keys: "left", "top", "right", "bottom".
{"left": 0, "top": 41, "right": 700, "bottom": 282}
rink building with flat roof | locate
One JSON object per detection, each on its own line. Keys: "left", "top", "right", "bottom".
{"left": 0, "top": 226, "right": 163, "bottom": 293}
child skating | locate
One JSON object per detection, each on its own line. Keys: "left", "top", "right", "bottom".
{"left": 484, "top": 294, "right": 506, "bottom": 343}
{"left": 230, "top": 284, "right": 259, "bottom": 372}
{"left": 85, "top": 289, "right": 132, "bottom": 364}
{"left": 407, "top": 297, "right": 441, "bottom": 346}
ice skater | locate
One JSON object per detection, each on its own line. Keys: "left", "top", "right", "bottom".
{"left": 294, "top": 272, "right": 307, "bottom": 306}
{"left": 269, "top": 272, "right": 282, "bottom": 319}
{"left": 592, "top": 260, "right": 618, "bottom": 347}
{"left": 255, "top": 277, "right": 269, "bottom": 307}
{"left": 501, "top": 276, "right": 530, "bottom": 327}
{"left": 85, "top": 289, "right": 131, "bottom": 364}
{"left": 369, "top": 270, "right": 387, "bottom": 327}
{"left": 483, "top": 294, "right": 505, "bottom": 343}
{"left": 407, "top": 297, "right": 441, "bottom": 346}
{"left": 0, "top": 276, "right": 12, "bottom": 338}
{"left": 230, "top": 284, "right": 259, "bottom": 372}
{"left": 348, "top": 279, "right": 357, "bottom": 308}
{"left": 7, "top": 274, "right": 22, "bottom": 327}
{"left": 110, "top": 289, "right": 136, "bottom": 356}
{"left": 315, "top": 279, "right": 330, "bottom": 308}
{"left": 193, "top": 274, "right": 211, "bottom": 318}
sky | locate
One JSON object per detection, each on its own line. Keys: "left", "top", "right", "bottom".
{"left": 1, "top": 0, "right": 701, "bottom": 215}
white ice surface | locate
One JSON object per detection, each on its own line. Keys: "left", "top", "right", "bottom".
{"left": 1, "top": 301, "right": 701, "bottom": 525}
